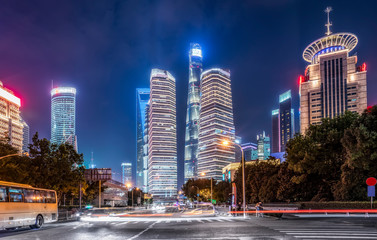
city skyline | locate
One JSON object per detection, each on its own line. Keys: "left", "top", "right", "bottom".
{"left": 1, "top": 1, "right": 376, "bottom": 186}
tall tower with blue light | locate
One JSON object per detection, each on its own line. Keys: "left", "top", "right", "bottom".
{"left": 184, "top": 43, "right": 203, "bottom": 182}
{"left": 136, "top": 88, "right": 150, "bottom": 192}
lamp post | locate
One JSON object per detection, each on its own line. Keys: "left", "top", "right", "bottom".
{"left": 200, "top": 172, "right": 213, "bottom": 204}
{"left": 222, "top": 140, "right": 246, "bottom": 219}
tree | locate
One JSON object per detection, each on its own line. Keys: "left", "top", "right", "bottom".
{"left": 27, "top": 132, "right": 85, "bottom": 204}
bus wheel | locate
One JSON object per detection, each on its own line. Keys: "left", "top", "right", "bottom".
{"left": 30, "top": 215, "right": 44, "bottom": 229}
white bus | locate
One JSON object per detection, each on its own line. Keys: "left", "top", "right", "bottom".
{"left": 0, "top": 181, "right": 58, "bottom": 230}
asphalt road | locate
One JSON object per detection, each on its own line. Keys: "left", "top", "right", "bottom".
{"left": 1, "top": 216, "right": 377, "bottom": 239}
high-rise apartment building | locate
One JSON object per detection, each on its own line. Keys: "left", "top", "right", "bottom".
{"left": 0, "top": 82, "right": 23, "bottom": 151}
{"left": 121, "top": 162, "right": 132, "bottom": 185}
{"left": 136, "top": 88, "right": 150, "bottom": 191}
{"left": 148, "top": 69, "right": 177, "bottom": 203}
{"left": 300, "top": 7, "right": 367, "bottom": 133}
{"left": 142, "top": 103, "right": 150, "bottom": 192}
{"left": 184, "top": 43, "right": 203, "bottom": 182}
{"left": 271, "top": 90, "right": 295, "bottom": 153}
{"left": 271, "top": 109, "right": 280, "bottom": 153}
{"left": 21, "top": 118, "right": 29, "bottom": 153}
{"left": 51, "top": 87, "right": 77, "bottom": 151}
{"left": 257, "top": 131, "right": 270, "bottom": 160}
{"left": 198, "top": 68, "right": 235, "bottom": 181}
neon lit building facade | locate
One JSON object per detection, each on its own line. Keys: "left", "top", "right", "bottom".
{"left": 148, "top": 69, "right": 177, "bottom": 203}
{"left": 184, "top": 43, "right": 203, "bottom": 183}
{"left": 121, "top": 162, "right": 132, "bottom": 185}
{"left": 51, "top": 87, "right": 77, "bottom": 151}
{"left": 136, "top": 88, "right": 150, "bottom": 192}
{"left": 300, "top": 8, "right": 367, "bottom": 133}
{"left": 0, "top": 82, "right": 23, "bottom": 151}
{"left": 198, "top": 68, "right": 235, "bottom": 181}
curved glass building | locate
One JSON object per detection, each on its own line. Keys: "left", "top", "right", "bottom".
{"left": 184, "top": 43, "right": 203, "bottom": 182}
{"left": 51, "top": 87, "right": 77, "bottom": 151}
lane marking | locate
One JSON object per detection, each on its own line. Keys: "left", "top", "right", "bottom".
{"left": 116, "top": 222, "right": 129, "bottom": 226}
{"left": 128, "top": 222, "right": 157, "bottom": 240}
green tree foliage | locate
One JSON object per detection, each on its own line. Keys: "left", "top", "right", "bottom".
{"left": 0, "top": 132, "right": 85, "bottom": 204}
{"left": 182, "top": 178, "right": 230, "bottom": 203}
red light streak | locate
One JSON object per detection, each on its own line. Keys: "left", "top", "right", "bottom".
{"left": 229, "top": 209, "right": 377, "bottom": 214}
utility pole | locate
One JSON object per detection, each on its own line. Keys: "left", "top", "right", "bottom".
{"left": 99, "top": 180, "right": 101, "bottom": 208}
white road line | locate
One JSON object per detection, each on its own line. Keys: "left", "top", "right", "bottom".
{"left": 115, "top": 222, "right": 129, "bottom": 226}
{"left": 206, "top": 219, "right": 213, "bottom": 222}
{"left": 197, "top": 220, "right": 203, "bottom": 223}
{"left": 221, "top": 219, "right": 233, "bottom": 222}
{"left": 131, "top": 221, "right": 139, "bottom": 224}
{"left": 216, "top": 219, "right": 224, "bottom": 222}
{"left": 127, "top": 222, "right": 157, "bottom": 240}
{"left": 187, "top": 220, "right": 191, "bottom": 222}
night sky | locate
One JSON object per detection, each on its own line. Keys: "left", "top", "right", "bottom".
{"left": 0, "top": 0, "right": 376, "bottom": 186}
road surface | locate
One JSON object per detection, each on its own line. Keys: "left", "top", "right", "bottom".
{"left": 1, "top": 216, "right": 377, "bottom": 239}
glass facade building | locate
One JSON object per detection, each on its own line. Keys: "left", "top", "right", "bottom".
{"left": 184, "top": 43, "right": 203, "bottom": 182}
{"left": 136, "top": 88, "right": 150, "bottom": 192}
{"left": 50, "top": 87, "right": 77, "bottom": 151}
{"left": 257, "top": 131, "right": 270, "bottom": 160}
{"left": 279, "top": 90, "right": 294, "bottom": 152}
{"left": 21, "top": 118, "right": 29, "bottom": 153}
{"left": 148, "top": 69, "right": 177, "bottom": 203}
{"left": 121, "top": 162, "right": 132, "bottom": 185}
{"left": 271, "top": 109, "right": 280, "bottom": 153}
{"left": 198, "top": 68, "right": 235, "bottom": 181}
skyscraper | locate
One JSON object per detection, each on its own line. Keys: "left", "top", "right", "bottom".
{"left": 271, "top": 109, "right": 280, "bottom": 153}
{"left": 51, "top": 87, "right": 77, "bottom": 151}
{"left": 0, "top": 81, "right": 23, "bottom": 151}
{"left": 21, "top": 118, "right": 30, "bottom": 153}
{"left": 136, "top": 88, "right": 150, "bottom": 191}
{"left": 184, "top": 43, "right": 203, "bottom": 182}
{"left": 148, "top": 69, "right": 177, "bottom": 203}
{"left": 257, "top": 131, "right": 270, "bottom": 160}
{"left": 121, "top": 162, "right": 132, "bottom": 185}
{"left": 198, "top": 68, "right": 235, "bottom": 181}
{"left": 279, "top": 90, "right": 294, "bottom": 152}
{"left": 300, "top": 7, "right": 367, "bottom": 133}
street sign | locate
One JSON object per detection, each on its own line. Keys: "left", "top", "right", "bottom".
{"left": 366, "top": 177, "right": 377, "bottom": 186}
{"left": 368, "top": 186, "right": 375, "bottom": 197}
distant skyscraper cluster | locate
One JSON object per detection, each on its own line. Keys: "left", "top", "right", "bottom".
{"left": 136, "top": 43, "right": 236, "bottom": 202}
{"left": 50, "top": 87, "right": 77, "bottom": 151}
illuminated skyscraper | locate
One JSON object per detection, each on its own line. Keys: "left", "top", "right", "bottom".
{"left": 51, "top": 87, "right": 77, "bottom": 151}
{"left": 279, "top": 90, "right": 294, "bottom": 152}
{"left": 300, "top": 7, "right": 367, "bottom": 133}
{"left": 136, "top": 88, "right": 150, "bottom": 191}
{"left": 271, "top": 109, "right": 280, "bottom": 153}
{"left": 257, "top": 131, "right": 270, "bottom": 160}
{"left": 148, "top": 69, "right": 177, "bottom": 203}
{"left": 21, "top": 118, "right": 29, "bottom": 153}
{"left": 198, "top": 68, "right": 235, "bottom": 181}
{"left": 121, "top": 162, "right": 132, "bottom": 185}
{"left": 0, "top": 81, "right": 23, "bottom": 151}
{"left": 184, "top": 43, "right": 203, "bottom": 182}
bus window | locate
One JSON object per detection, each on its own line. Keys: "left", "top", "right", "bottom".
{"left": 0, "top": 186, "right": 8, "bottom": 202}
{"left": 24, "top": 189, "right": 35, "bottom": 203}
{"left": 45, "top": 191, "right": 56, "bottom": 203}
{"left": 9, "top": 188, "right": 23, "bottom": 202}
{"left": 34, "top": 190, "right": 43, "bottom": 203}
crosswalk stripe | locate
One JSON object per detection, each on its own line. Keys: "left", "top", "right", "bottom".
{"left": 116, "top": 222, "right": 129, "bottom": 226}
{"left": 216, "top": 219, "right": 224, "bottom": 222}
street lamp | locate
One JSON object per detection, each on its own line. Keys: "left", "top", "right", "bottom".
{"left": 200, "top": 172, "right": 213, "bottom": 204}
{"left": 222, "top": 140, "right": 246, "bottom": 219}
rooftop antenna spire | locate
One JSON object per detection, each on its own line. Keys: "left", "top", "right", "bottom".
{"left": 325, "top": 6, "right": 333, "bottom": 36}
